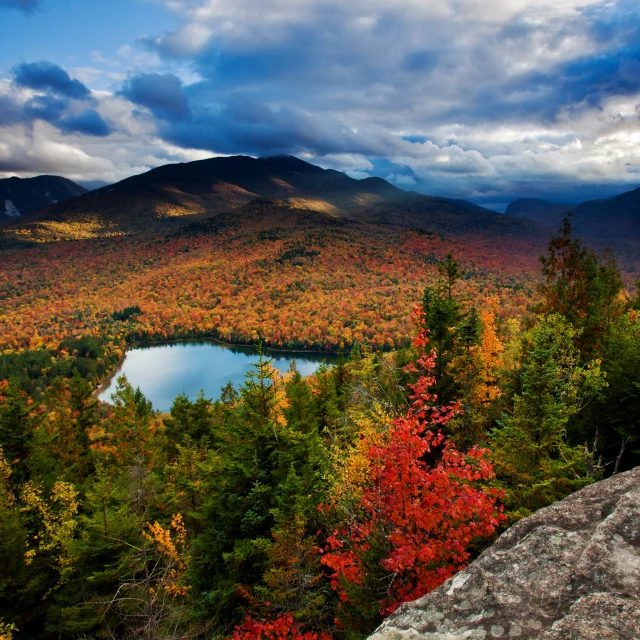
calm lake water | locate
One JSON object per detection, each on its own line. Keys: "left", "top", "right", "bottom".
{"left": 97, "top": 341, "right": 333, "bottom": 412}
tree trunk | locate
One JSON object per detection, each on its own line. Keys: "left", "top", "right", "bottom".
{"left": 613, "top": 438, "right": 629, "bottom": 475}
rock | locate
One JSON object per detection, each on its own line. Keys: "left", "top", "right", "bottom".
{"left": 369, "top": 468, "right": 640, "bottom": 640}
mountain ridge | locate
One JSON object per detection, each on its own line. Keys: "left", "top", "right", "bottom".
{"left": 506, "top": 188, "right": 640, "bottom": 252}
{"left": 506, "top": 198, "right": 573, "bottom": 229}
{"left": 1, "top": 155, "right": 541, "bottom": 243}
{"left": 0, "top": 175, "right": 88, "bottom": 226}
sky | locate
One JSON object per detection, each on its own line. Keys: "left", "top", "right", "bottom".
{"left": 1, "top": 0, "right": 640, "bottom": 209}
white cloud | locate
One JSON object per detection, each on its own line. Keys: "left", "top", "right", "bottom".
{"left": 1, "top": 0, "right": 639, "bottom": 204}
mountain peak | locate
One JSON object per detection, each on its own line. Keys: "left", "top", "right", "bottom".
{"left": 1, "top": 155, "right": 539, "bottom": 243}
{"left": 258, "top": 154, "right": 326, "bottom": 173}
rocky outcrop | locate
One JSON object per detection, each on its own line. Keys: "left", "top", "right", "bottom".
{"left": 369, "top": 468, "right": 640, "bottom": 640}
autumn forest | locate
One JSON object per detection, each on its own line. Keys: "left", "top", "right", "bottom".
{"left": 1, "top": 156, "right": 639, "bottom": 640}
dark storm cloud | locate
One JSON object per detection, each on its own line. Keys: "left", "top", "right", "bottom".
{"left": 58, "top": 109, "right": 112, "bottom": 137}
{"left": 13, "top": 61, "right": 91, "bottom": 99}
{"left": 23, "top": 94, "right": 68, "bottom": 123}
{"left": 159, "top": 100, "right": 395, "bottom": 157}
{"left": 120, "top": 73, "right": 191, "bottom": 120}
{"left": 2, "top": 60, "right": 113, "bottom": 138}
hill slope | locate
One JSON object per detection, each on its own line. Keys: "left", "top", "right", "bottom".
{"left": 506, "top": 189, "right": 640, "bottom": 259}
{"left": 0, "top": 175, "right": 88, "bottom": 226}
{"left": 1, "top": 155, "right": 539, "bottom": 243}
{"left": 571, "top": 187, "right": 640, "bottom": 243}
{"left": 506, "top": 198, "right": 573, "bottom": 230}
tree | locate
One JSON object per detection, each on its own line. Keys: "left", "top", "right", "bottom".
{"left": 446, "top": 300, "right": 506, "bottom": 450}
{"left": 0, "top": 447, "right": 28, "bottom": 637}
{"left": 421, "top": 254, "right": 481, "bottom": 408}
{"left": 437, "top": 252, "right": 463, "bottom": 301}
{"left": 164, "top": 391, "right": 215, "bottom": 455}
{"left": 574, "top": 310, "right": 640, "bottom": 473}
{"left": 0, "top": 380, "right": 33, "bottom": 485}
{"left": 96, "top": 514, "right": 192, "bottom": 640}
{"left": 30, "top": 377, "right": 93, "bottom": 486}
{"left": 490, "top": 315, "right": 606, "bottom": 521}
{"left": 104, "top": 375, "right": 156, "bottom": 466}
{"left": 189, "top": 351, "right": 328, "bottom": 627}
{"left": 321, "top": 315, "right": 503, "bottom": 631}
{"left": 69, "top": 368, "right": 98, "bottom": 434}
{"left": 538, "top": 216, "right": 623, "bottom": 357}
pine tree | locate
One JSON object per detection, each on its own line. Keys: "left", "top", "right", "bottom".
{"left": 490, "top": 315, "right": 605, "bottom": 521}
{"left": 189, "top": 351, "right": 328, "bottom": 627}
{"left": 538, "top": 216, "right": 623, "bottom": 357}
{"left": 105, "top": 375, "right": 155, "bottom": 466}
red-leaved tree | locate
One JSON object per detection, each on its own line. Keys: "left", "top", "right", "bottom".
{"left": 232, "top": 614, "right": 332, "bottom": 640}
{"left": 320, "top": 307, "right": 504, "bottom": 623}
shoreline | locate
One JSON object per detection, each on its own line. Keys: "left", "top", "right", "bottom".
{"left": 93, "top": 336, "right": 339, "bottom": 401}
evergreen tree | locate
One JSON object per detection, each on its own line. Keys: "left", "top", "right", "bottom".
{"left": 105, "top": 375, "right": 155, "bottom": 466}
{"left": 69, "top": 368, "right": 98, "bottom": 434}
{"left": 189, "top": 351, "right": 328, "bottom": 627}
{"left": 164, "top": 391, "right": 215, "bottom": 455}
{"left": 421, "top": 254, "right": 481, "bottom": 408}
{"left": 490, "top": 315, "right": 605, "bottom": 521}
{"left": 0, "top": 447, "right": 29, "bottom": 637}
{"left": 573, "top": 311, "right": 640, "bottom": 473}
{"left": 538, "top": 216, "right": 623, "bottom": 357}
{"left": 0, "top": 380, "right": 33, "bottom": 485}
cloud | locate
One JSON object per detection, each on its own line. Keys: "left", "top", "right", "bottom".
{"left": 0, "top": 94, "right": 26, "bottom": 126}
{"left": 24, "top": 94, "right": 68, "bottom": 124}
{"left": 158, "top": 101, "right": 393, "bottom": 156}
{"left": 120, "top": 73, "right": 190, "bottom": 120}
{"left": 0, "top": 0, "right": 39, "bottom": 12}
{"left": 0, "top": 62, "right": 113, "bottom": 140}
{"left": 129, "top": 0, "right": 640, "bottom": 205}
{"left": 4, "top": 0, "right": 640, "bottom": 205}
{"left": 13, "top": 61, "right": 91, "bottom": 99}
{"left": 58, "top": 109, "right": 112, "bottom": 137}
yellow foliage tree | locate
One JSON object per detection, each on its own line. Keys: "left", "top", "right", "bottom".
{"left": 20, "top": 480, "right": 79, "bottom": 586}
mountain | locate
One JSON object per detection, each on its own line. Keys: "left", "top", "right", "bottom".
{"left": 0, "top": 175, "right": 88, "bottom": 226}
{"left": 506, "top": 188, "right": 640, "bottom": 254}
{"left": 506, "top": 198, "right": 573, "bottom": 229}
{"left": 1, "top": 155, "right": 539, "bottom": 243}
{"left": 435, "top": 197, "right": 495, "bottom": 213}
{"left": 570, "top": 187, "right": 640, "bottom": 244}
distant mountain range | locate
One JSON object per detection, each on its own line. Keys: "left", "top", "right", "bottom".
{"left": 0, "top": 175, "right": 87, "bottom": 226}
{"left": 1, "top": 155, "right": 538, "bottom": 243}
{"left": 506, "top": 198, "right": 573, "bottom": 229}
{"left": 506, "top": 190, "right": 640, "bottom": 249}
{"left": 2, "top": 158, "right": 638, "bottom": 255}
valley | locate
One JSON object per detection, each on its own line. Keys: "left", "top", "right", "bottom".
{"left": 0, "top": 156, "right": 546, "bottom": 374}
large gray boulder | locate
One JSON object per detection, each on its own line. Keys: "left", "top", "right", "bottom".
{"left": 369, "top": 468, "right": 640, "bottom": 640}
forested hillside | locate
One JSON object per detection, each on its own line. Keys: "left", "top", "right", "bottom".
{"left": 1, "top": 208, "right": 638, "bottom": 639}
{"left": 0, "top": 155, "right": 540, "bottom": 243}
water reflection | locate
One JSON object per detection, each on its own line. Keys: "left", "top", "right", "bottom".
{"left": 97, "top": 340, "right": 333, "bottom": 412}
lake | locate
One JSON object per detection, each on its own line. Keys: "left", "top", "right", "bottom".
{"left": 97, "top": 340, "right": 333, "bottom": 412}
